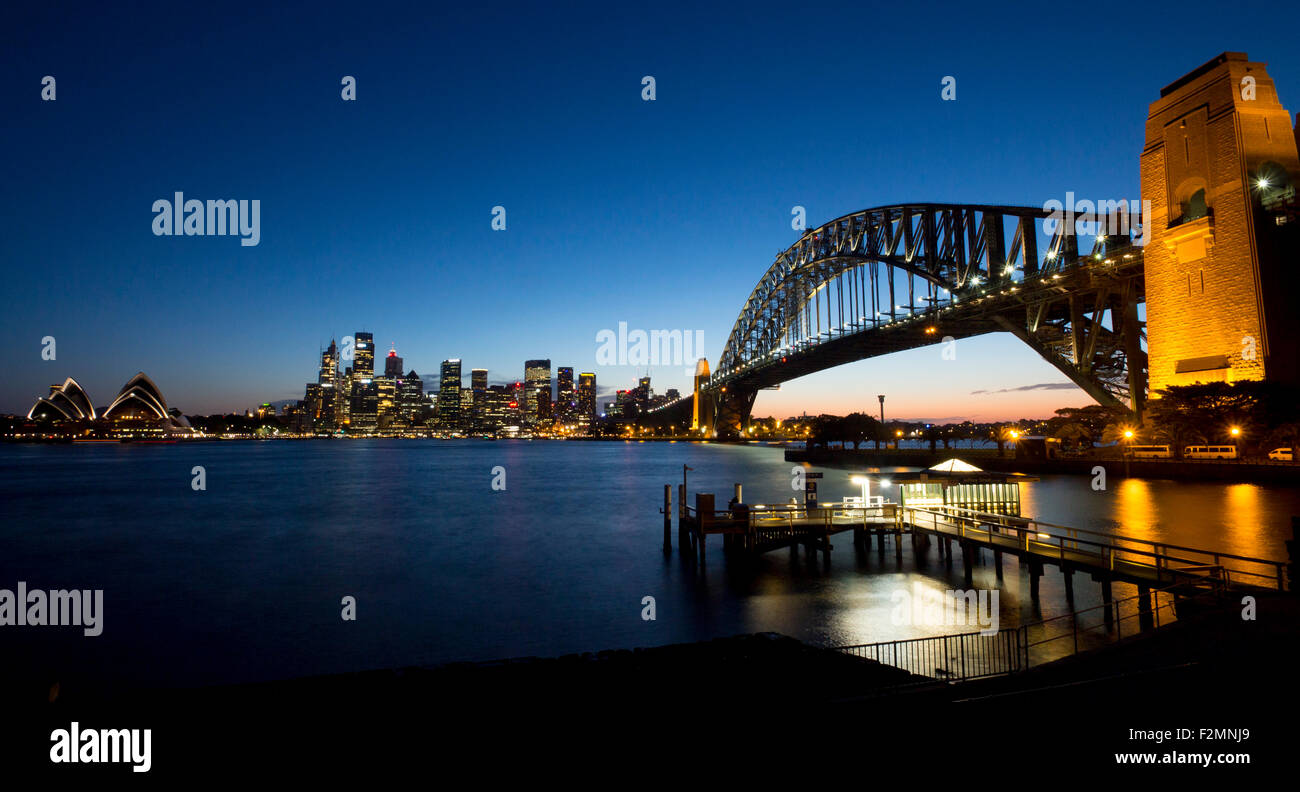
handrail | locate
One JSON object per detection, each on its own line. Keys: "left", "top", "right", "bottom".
{"left": 904, "top": 505, "right": 1286, "bottom": 589}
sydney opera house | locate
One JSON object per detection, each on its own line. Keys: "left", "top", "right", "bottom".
{"left": 26, "top": 372, "right": 195, "bottom": 437}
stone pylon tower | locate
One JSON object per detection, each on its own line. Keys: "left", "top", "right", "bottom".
{"left": 1140, "top": 52, "right": 1300, "bottom": 393}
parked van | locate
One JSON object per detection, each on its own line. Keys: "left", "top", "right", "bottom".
{"left": 1128, "top": 445, "right": 1171, "bottom": 459}
{"left": 1183, "top": 445, "right": 1238, "bottom": 460}
{"left": 1268, "top": 447, "right": 1294, "bottom": 461}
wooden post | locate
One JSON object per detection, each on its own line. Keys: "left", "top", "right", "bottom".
{"left": 961, "top": 541, "right": 974, "bottom": 585}
{"left": 1137, "top": 584, "right": 1153, "bottom": 631}
{"left": 1062, "top": 565, "right": 1074, "bottom": 603}
{"left": 895, "top": 528, "right": 903, "bottom": 562}
{"left": 1029, "top": 561, "right": 1042, "bottom": 602}
{"left": 677, "top": 484, "right": 687, "bottom": 549}
{"left": 1101, "top": 578, "right": 1114, "bottom": 629}
{"left": 663, "top": 484, "right": 672, "bottom": 553}
{"left": 994, "top": 549, "right": 1003, "bottom": 580}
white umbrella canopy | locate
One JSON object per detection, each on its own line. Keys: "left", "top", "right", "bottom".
{"left": 928, "top": 458, "right": 983, "bottom": 473}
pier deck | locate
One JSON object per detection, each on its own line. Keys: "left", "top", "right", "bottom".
{"left": 676, "top": 497, "right": 1288, "bottom": 593}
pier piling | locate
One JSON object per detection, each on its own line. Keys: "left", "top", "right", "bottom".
{"left": 663, "top": 485, "right": 672, "bottom": 554}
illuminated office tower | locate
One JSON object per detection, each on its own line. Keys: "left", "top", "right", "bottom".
{"left": 555, "top": 367, "right": 575, "bottom": 424}
{"left": 376, "top": 376, "right": 396, "bottom": 430}
{"left": 319, "top": 340, "right": 338, "bottom": 385}
{"left": 339, "top": 366, "right": 353, "bottom": 427}
{"left": 350, "top": 376, "right": 378, "bottom": 435}
{"left": 354, "top": 332, "right": 374, "bottom": 378}
{"left": 470, "top": 368, "right": 488, "bottom": 431}
{"left": 439, "top": 359, "right": 462, "bottom": 429}
{"left": 397, "top": 370, "right": 424, "bottom": 421}
{"left": 384, "top": 345, "right": 404, "bottom": 378}
{"left": 524, "top": 359, "right": 551, "bottom": 425}
{"left": 576, "top": 372, "right": 596, "bottom": 426}
{"left": 634, "top": 376, "right": 651, "bottom": 414}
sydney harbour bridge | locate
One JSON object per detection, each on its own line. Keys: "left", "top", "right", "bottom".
{"left": 646, "top": 51, "right": 1300, "bottom": 439}
{"left": 647, "top": 203, "right": 1147, "bottom": 439}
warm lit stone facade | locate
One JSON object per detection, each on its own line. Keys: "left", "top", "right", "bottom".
{"left": 1140, "top": 53, "right": 1300, "bottom": 393}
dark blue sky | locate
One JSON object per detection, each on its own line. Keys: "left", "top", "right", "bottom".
{"left": 4, "top": 1, "right": 1298, "bottom": 419}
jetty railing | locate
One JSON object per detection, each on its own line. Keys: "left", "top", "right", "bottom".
{"left": 836, "top": 578, "right": 1232, "bottom": 681}
{"left": 903, "top": 504, "right": 1287, "bottom": 591}
{"left": 837, "top": 628, "right": 1025, "bottom": 681}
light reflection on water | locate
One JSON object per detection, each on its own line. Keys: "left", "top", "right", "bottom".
{"left": 0, "top": 440, "right": 1294, "bottom": 688}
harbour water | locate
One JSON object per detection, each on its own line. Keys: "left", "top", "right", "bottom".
{"left": 1, "top": 440, "right": 1296, "bottom": 690}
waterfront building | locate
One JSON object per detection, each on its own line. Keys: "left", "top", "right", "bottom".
{"left": 376, "top": 375, "right": 397, "bottom": 430}
{"left": 577, "top": 372, "right": 596, "bottom": 426}
{"left": 471, "top": 368, "right": 488, "bottom": 431}
{"left": 354, "top": 332, "right": 374, "bottom": 378}
{"left": 349, "top": 376, "right": 378, "bottom": 435}
{"left": 27, "top": 377, "right": 96, "bottom": 423}
{"left": 384, "top": 345, "right": 403, "bottom": 378}
{"left": 439, "top": 359, "right": 462, "bottom": 430}
{"left": 100, "top": 372, "right": 194, "bottom": 436}
{"left": 555, "top": 367, "right": 575, "bottom": 424}
{"left": 397, "top": 370, "right": 424, "bottom": 421}
{"left": 524, "top": 359, "right": 551, "bottom": 425}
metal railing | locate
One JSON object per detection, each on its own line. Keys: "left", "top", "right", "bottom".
{"left": 837, "top": 628, "right": 1025, "bottom": 681}
{"left": 835, "top": 579, "right": 1232, "bottom": 682}
{"left": 904, "top": 505, "right": 1287, "bottom": 590}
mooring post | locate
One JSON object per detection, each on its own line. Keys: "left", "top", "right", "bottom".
{"left": 663, "top": 484, "right": 672, "bottom": 553}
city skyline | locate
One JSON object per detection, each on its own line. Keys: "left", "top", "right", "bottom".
{"left": 4, "top": 3, "right": 1299, "bottom": 422}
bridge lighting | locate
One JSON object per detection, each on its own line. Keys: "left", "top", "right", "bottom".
{"left": 1123, "top": 429, "right": 1134, "bottom": 439}
{"left": 1257, "top": 177, "right": 1270, "bottom": 189}
{"left": 925, "top": 326, "right": 938, "bottom": 335}
{"left": 1230, "top": 426, "right": 1241, "bottom": 437}
{"left": 1097, "top": 234, "right": 1107, "bottom": 243}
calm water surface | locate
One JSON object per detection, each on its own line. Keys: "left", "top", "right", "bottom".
{"left": 1, "top": 440, "right": 1295, "bottom": 689}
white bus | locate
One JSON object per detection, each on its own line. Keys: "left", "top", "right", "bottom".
{"left": 1183, "top": 445, "right": 1237, "bottom": 460}
{"left": 1128, "top": 445, "right": 1171, "bottom": 459}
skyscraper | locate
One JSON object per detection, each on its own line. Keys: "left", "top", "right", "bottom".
{"left": 349, "top": 331, "right": 377, "bottom": 434}
{"left": 577, "top": 372, "right": 596, "bottom": 426}
{"left": 471, "top": 368, "right": 488, "bottom": 432}
{"left": 397, "top": 370, "right": 424, "bottom": 422}
{"left": 439, "top": 359, "right": 462, "bottom": 430}
{"left": 319, "top": 340, "right": 338, "bottom": 385}
{"left": 354, "top": 332, "right": 374, "bottom": 378}
{"left": 384, "top": 345, "right": 404, "bottom": 378}
{"left": 555, "top": 367, "right": 575, "bottom": 424}
{"left": 524, "top": 359, "right": 551, "bottom": 425}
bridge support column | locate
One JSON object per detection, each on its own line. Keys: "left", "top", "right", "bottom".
{"left": 961, "top": 541, "right": 974, "bottom": 586}
{"left": 895, "top": 529, "right": 903, "bottom": 563}
{"left": 1062, "top": 565, "right": 1075, "bottom": 605}
{"left": 1101, "top": 578, "right": 1114, "bottom": 629}
{"left": 1028, "top": 560, "right": 1043, "bottom": 603}
{"left": 994, "top": 549, "right": 1003, "bottom": 580}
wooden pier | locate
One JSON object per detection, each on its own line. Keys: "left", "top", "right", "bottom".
{"left": 669, "top": 488, "right": 1289, "bottom": 594}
